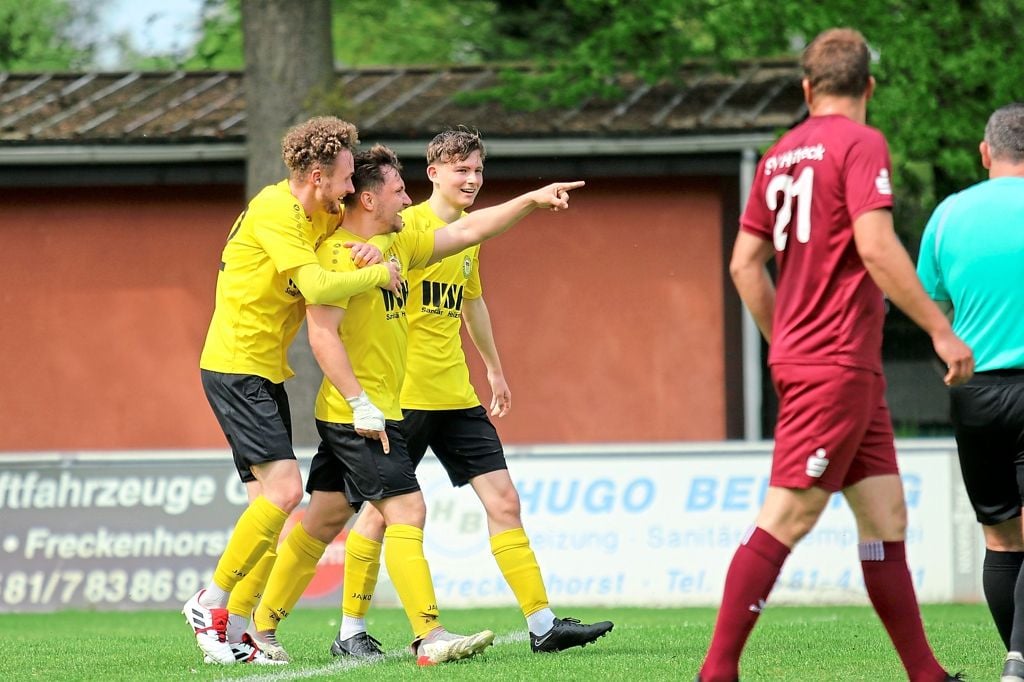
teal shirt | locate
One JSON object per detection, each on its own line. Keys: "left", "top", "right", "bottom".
{"left": 917, "top": 177, "right": 1024, "bottom": 372}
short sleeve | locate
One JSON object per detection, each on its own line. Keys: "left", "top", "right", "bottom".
{"left": 252, "top": 201, "right": 319, "bottom": 273}
{"left": 844, "top": 129, "right": 894, "bottom": 222}
{"left": 464, "top": 245, "right": 482, "bottom": 299}
{"left": 398, "top": 228, "right": 435, "bottom": 272}
{"left": 916, "top": 198, "right": 952, "bottom": 301}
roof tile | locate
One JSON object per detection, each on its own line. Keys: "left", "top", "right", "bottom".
{"left": 0, "top": 60, "right": 801, "bottom": 144}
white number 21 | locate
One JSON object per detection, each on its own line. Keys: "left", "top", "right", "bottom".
{"left": 766, "top": 167, "right": 814, "bottom": 251}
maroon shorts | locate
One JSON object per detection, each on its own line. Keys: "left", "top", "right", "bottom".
{"left": 770, "top": 363, "right": 898, "bottom": 492}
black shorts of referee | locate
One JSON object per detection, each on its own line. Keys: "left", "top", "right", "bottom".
{"left": 950, "top": 369, "right": 1024, "bottom": 525}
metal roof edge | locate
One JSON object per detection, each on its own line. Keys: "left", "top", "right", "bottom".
{"left": 0, "top": 133, "right": 775, "bottom": 165}
{"left": 0, "top": 143, "right": 247, "bottom": 165}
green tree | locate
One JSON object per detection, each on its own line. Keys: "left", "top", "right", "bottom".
{"left": 180, "top": 0, "right": 501, "bottom": 69}
{"left": 476, "top": 0, "right": 1024, "bottom": 223}
{"left": 0, "top": 0, "right": 99, "bottom": 70}
{"left": 173, "top": 0, "right": 1024, "bottom": 228}
{"left": 180, "top": 0, "right": 244, "bottom": 70}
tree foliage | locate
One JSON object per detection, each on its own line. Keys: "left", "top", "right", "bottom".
{"left": 475, "top": 0, "right": 1024, "bottom": 218}
{"left": 0, "top": 0, "right": 99, "bottom": 70}
{"left": 7, "top": 0, "right": 1020, "bottom": 229}
{"left": 183, "top": 0, "right": 1022, "bottom": 206}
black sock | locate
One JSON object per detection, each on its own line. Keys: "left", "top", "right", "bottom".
{"left": 983, "top": 549, "right": 1024, "bottom": 649}
{"left": 1011, "top": 552, "right": 1024, "bottom": 653}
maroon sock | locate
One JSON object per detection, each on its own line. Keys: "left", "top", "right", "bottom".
{"left": 700, "top": 527, "right": 790, "bottom": 682}
{"left": 860, "top": 541, "right": 947, "bottom": 682}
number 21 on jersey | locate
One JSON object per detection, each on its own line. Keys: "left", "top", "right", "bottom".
{"left": 767, "top": 167, "right": 814, "bottom": 251}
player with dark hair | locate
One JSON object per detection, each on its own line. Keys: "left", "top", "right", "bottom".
{"left": 698, "top": 28, "right": 973, "bottom": 681}
{"left": 183, "top": 116, "right": 400, "bottom": 665}
{"left": 247, "top": 144, "right": 586, "bottom": 665}
{"left": 916, "top": 102, "right": 1024, "bottom": 682}
{"left": 330, "top": 128, "right": 613, "bottom": 660}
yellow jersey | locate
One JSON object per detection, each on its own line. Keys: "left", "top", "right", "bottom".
{"left": 399, "top": 202, "right": 483, "bottom": 410}
{"left": 314, "top": 226, "right": 434, "bottom": 423}
{"left": 200, "top": 180, "right": 337, "bottom": 383}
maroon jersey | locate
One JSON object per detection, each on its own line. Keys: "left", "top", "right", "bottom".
{"left": 741, "top": 114, "right": 894, "bottom": 373}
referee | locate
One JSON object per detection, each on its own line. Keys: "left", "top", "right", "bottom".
{"left": 916, "top": 102, "right": 1024, "bottom": 682}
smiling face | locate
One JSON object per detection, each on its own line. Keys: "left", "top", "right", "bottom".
{"left": 372, "top": 165, "right": 412, "bottom": 234}
{"left": 314, "top": 149, "right": 355, "bottom": 216}
{"left": 429, "top": 149, "right": 484, "bottom": 212}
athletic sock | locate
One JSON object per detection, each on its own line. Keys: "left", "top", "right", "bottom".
{"left": 384, "top": 524, "right": 441, "bottom": 640}
{"left": 526, "top": 608, "right": 556, "bottom": 636}
{"left": 700, "top": 527, "right": 789, "bottom": 682}
{"left": 199, "top": 583, "right": 230, "bottom": 609}
{"left": 984, "top": 549, "right": 1024, "bottom": 649}
{"left": 226, "top": 546, "right": 278, "bottom": 630}
{"left": 226, "top": 613, "right": 249, "bottom": 642}
{"left": 339, "top": 616, "right": 368, "bottom": 641}
{"left": 860, "top": 540, "right": 947, "bottom": 681}
{"left": 1010, "top": 551, "right": 1024, "bottom": 652}
{"left": 253, "top": 522, "right": 328, "bottom": 632}
{"left": 342, "top": 531, "right": 382, "bottom": 623}
{"left": 205, "top": 496, "right": 289, "bottom": 607}
{"left": 490, "top": 528, "right": 550, "bottom": 625}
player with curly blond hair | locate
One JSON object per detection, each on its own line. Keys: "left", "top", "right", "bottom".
{"left": 182, "top": 116, "right": 401, "bottom": 666}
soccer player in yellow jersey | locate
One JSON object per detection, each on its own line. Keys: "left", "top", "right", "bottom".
{"left": 249, "top": 144, "right": 584, "bottom": 665}
{"left": 182, "top": 117, "right": 400, "bottom": 666}
{"left": 331, "top": 129, "right": 613, "bottom": 659}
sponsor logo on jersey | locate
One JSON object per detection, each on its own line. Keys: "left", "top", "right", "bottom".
{"left": 379, "top": 255, "right": 409, "bottom": 317}
{"left": 421, "top": 280, "right": 465, "bottom": 312}
{"left": 381, "top": 279, "right": 409, "bottom": 313}
{"left": 285, "top": 278, "right": 301, "bottom": 297}
{"left": 763, "top": 143, "right": 826, "bottom": 176}
{"left": 806, "top": 447, "right": 829, "bottom": 478}
{"left": 875, "top": 169, "right": 892, "bottom": 195}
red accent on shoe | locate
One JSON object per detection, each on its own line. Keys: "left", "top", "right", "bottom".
{"left": 192, "top": 607, "right": 229, "bottom": 642}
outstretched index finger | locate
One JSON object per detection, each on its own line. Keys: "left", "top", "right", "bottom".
{"left": 557, "top": 181, "right": 586, "bottom": 193}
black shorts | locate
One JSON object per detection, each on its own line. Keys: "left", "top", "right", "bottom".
{"left": 200, "top": 370, "right": 295, "bottom": 483}
{"left": 306, "top": 419, "right": 420, "bottom": 506}
{"left": 402, "top": 406, "right": 507, "bottom": 487}
{"left": 950, "top": 370, "right": 1024, "bottom": 525}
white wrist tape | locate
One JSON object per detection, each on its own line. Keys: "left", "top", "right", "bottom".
{"left": 345, "top": 391, "right": 386, "bottom": 432}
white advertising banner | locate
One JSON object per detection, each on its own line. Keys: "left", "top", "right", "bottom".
{"left": 394, "top": 442, "right": 971, "bottom": 608}
{"left": 0, "top": 441, "right": 979, "bottom": 612}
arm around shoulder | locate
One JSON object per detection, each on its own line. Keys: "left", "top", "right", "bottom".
{"left": 290, "top": 262, "right": 390, "bottom": 305}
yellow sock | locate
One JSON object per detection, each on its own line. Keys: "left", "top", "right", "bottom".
{"left": 227, "top": 545, "right": 277, "bottom": 619}
{"left": 342, "top": 531, "right": 382, "bottom": 618}
{"left": 491, "top": 527, "right": 549, "bottom": 617}
{"left": 384, "top": 524, "right": 440, "bottom": 640}
{"left": 253, "top": 522, "right": 328, "bottom": 632}
{"left": 213, "top": 496, "right": 289, "bottom": 592}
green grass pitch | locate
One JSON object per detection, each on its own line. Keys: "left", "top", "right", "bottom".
{"left": 0, "top": 604, "right": 1002, "bottom": 680}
